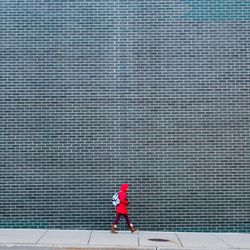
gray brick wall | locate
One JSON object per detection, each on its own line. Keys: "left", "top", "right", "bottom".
{"left": 1, "top": 0, "right": 249, "bottom": 232}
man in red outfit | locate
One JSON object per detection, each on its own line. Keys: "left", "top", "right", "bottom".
{"left": 111, "top": 184, "right": 137, "bottom": 233}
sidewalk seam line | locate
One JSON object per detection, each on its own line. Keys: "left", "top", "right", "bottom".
{"left": 213, "top": 233, "right": 234, "bottom": 248}
{"left": 175, "top": 232, "right": 184, "bottom": 248}
{"left": 87, "top": 230, "right": 93, "bottom": 245}
{"left": 35, "top": 230, "right": 48, "bottom": 245}
{"left": 138, "top": 231, "right": 140, "bottom": 247}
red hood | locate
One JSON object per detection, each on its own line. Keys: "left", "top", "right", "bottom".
{"left": 120, "top": 183, "right": 129, "bottom": 192}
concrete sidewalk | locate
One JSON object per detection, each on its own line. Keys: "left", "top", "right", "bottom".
{"left": 0, "top": 229, "right": 249, "bottom": 250}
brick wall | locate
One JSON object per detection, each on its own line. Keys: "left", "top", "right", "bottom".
{"left": 1, "top": 0, "right": 249, "bottom": 232}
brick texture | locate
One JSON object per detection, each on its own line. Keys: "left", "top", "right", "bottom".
{"left": 1, "top": 0, "right": 249, "bottom": 232}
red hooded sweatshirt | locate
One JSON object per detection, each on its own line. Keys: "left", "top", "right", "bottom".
{"left": 116, "top": 184, "right": 129, "bottom": 215}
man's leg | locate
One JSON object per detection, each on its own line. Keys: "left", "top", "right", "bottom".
{"left": 123, "top": 214, "right": 131, "bottom": 225}
{"left": 124, "top": 214, "right": 137, "bottom": 233}
{"left": 114, "top": 213, "right": 122, "bottom": 225}
{"left": 111, "top": 213, "right": 122, "bottom": 233}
